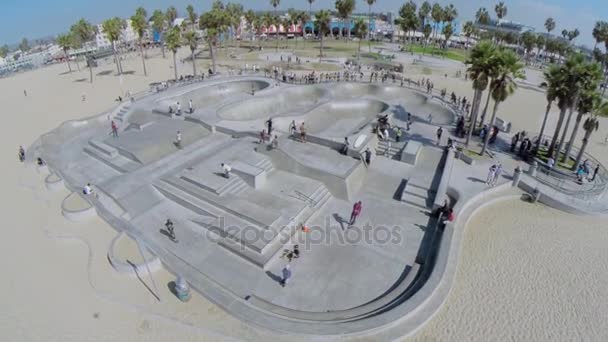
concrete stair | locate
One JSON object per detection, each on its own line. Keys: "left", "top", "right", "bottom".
{"left": 113, "top": 104, "right": 131, "bottom": 123}
{"left": 400, "top": 180, "right": 434, "bottom": 210}
{"left": 154, "top": 178, "right": 331, "bottom": 269}
{"left": 254, "top": 158, "right": 275, "bottom": 173}
{"left": 180, "top": 173, "right": 248, "bottom": 197}
{"left": 376, "top": 140, "right": 403, "bottom": 159}
{"left": 84, "top": 142, "right": 140, "bottom": 173}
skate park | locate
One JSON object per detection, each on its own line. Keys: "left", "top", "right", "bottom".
{"left": 31, "top": 76, "right": 463, "bottom": 336}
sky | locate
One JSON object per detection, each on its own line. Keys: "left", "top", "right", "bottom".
{"left": 1, "top": 0, "right": 606, "bottom": 48}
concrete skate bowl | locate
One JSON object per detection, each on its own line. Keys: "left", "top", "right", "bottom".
{"left": 103, "top": 118, "right": 210, "bottom": 164}
{"left": 297, "top": 99, "right": 390, "bottom": 137}
{"left": 330, "top": 83, "right": 429, "bottom": 104}
{"left": 217, "top": 85, "right": 328, "bottom": 121}
{"left": 410, "top": 99, "right": 456, "bottom": 126}
{"left": 158, "top": 80, "right": 272, "bottom": 112}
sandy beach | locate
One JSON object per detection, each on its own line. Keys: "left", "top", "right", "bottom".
{"left": 2, "top": 48, "right": 608, "bottom": 341}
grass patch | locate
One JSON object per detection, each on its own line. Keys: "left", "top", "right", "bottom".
{"left": 422, "top": 67, "right": 432, "bottom": 75}
{"left": 535, "top": 148, "right": 575, "bottom": 170}
{"left": 406, "top": 44, "right": 467, "bottom": 62}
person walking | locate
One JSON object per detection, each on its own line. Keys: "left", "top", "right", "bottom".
{"left": 591, "top": 164, "right": 600, "bottom": 182}
{"left": 18, "top": 146, "right": 25, "bottom": 162}
{"left": 281, "top": 264, "right": 292, "bottom": 287}
{"left": 340, "top": 137, "right": 350, "bottom": 155}
{"left": 176, "top": 102, "right": 181, "bottom": 114}
{"left": 436, "top": 127, "right": 443, "bottom": 145}
{"left": 175, "top": 131, "right": 182, "bottom": 149}
{"left": 299, "top": 122, "right": 307, "bottom": 142}
{"left": 188, "top": 99, "right": 193, "bottom": 113}
{"left": 364, "top": 147, "right": 372, "bottom": 166}
{"left": 406, "top": 113, "right": 412, "bottom": 131}
{"left": 492, "top": 164, "right": 503, "bottom": 186}
{"left": 349, "top": 201, "right": 362, "bottom": 226}
{"left": 111, "top": 120, "right": 118, "bottom": 137}
{"left": 427, "top": 113, "right": 433, "bottom": 124}
{"left": 487, "top": 164, "right": 498, "bottom": 186}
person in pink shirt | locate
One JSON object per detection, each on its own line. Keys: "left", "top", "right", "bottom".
{"left": 349, "top": 201, "right": 362, "bottom": 226}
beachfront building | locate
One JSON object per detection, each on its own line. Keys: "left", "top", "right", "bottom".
{"left": 95, "top": 19, "right": 138, "bottom": 49}
{"left": 475, "top": 18, "right": 534, "bottom": 35}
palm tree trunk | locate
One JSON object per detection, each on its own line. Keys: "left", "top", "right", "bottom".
{"left": 368, "top": 5, "right": 372, "bottom": 50}
{"left": 89, "top": 65, "right": 93, "bottom": 83}
{"left": 64, "top": 50, "right": 72, "bottom": 73}
{"left": 172, "top": 51, "right": 178, "bottom": 80}
{"left": 573, "top": 130, "right": 593, "bottom": 171}
{"left": 112, "top": 43, "right": 121, "bottom": 75}
{"left": 209, "top": 41, "right": 217, "bottom": 74}
{"left": 480, "top": 99, "right": 500, "bottom": 155}
{"left": 140, "top": 40, "right": 147, "bottom": 76}
{"left": 563, "top": 111, "right": 584, "bottom": 163}
{"left": 535, "top": 100, "right": 552, "bottom": 152}
{"left": 548, "top": 106, "right": 567, "bottom": 158}
{"left": 465, "top": 89, "right": 481, "bottom": 147}
{"left": 557, "top": 105, "right": 576, "bottom": 162}
{"left": 161, "top": 35, "right": 166, "bottom": 58}
{"left": 479, "top": 90, "right": 492, "bottom": 128}
{"left": 357, "top": 37, "right": 361, "bottom": 62}
{"left": 191, "top": 49, "right": 197, "bottom": 76}
{"left": 320, "top": 34, "right": 324, "bottom": 62}
{"left": 75, "top": 56, "right": 81, "bottom": 71}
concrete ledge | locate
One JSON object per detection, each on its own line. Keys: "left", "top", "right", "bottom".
{"left": 401, "top": 141, "right": 422, "bottom": 165}
{"left": 108, "top": 232, "right": 162, "bottom": 277}
{"left": 433, "top": 149, "right": 455, "bottom": 209}
{"left": 231, "top": 161, "right": 266, "bottom": 189}
{"left": 61, "top": 192, "right": 97, "bottom": 221}
{"left": 45, "top": 172, "right": 64, "bottom": 192}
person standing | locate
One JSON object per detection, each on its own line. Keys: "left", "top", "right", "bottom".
{"left": 436, "top": 127, "right": 443, "bottom": 145}
{"left": 591, "top": 164, "right": 600, "bottom": 182}
{"left": 395, "top": 127, "right": 403, "bottom": 143}
{"left": 487, "top": 164, "right": 497, "bottom": 186}
{"left": 364, "top": 148, "right": 372, "bottom": 166}
{"left": 176, "top": 131, "right": 182, "bottom": 149}
{"left": 427, "top": 113, "right": 433, "bottom": 124}
{"left": 266, "top": 117, "right": 273, "bottom": 135}
{"left": 176, "top": 102, "right": 181, "bottom": 114}
{"left": 547, "top": 157, "right": 555, "bottom": 169}
{"left": 111, "top": 120, "right": 118, "bottom": 137}
{"left": 289, "top": 120, "right": 297, "bottom": 136}
{"left": 492, "top": 164, "right": 503, "bottom": 186}
{"left": 188, "top": 99, "right": 193, "bottom": 113}
{"left": 349, "top": 201, "right": 362, "bottom": 226}
{"left": 341, "top": 137, "right": 350, "bottom": 155}
{"left": 281, "top": 264, "right": 292, "bottom": 287}
{"left": 18, "top": 146, "right": 25, "bottom": 162}
{"left": 299, "top": 122, "right": 307, "bottom": 142}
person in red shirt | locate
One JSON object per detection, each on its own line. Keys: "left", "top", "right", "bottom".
{"left": 349, "top": 201, "right": 362, "bottom": 226}
{"left": 111, "top": 121, "right": 118, "bottom": 137}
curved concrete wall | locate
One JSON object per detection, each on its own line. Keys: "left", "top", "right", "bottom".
{"left": 61, "top": 192, "right": 97, "bottom": 221}
{"left": 168, "top": 80, "right": 271, "bottom": 110}
{"left": 45, "top": 173, "right": 65, "bottom": 192}
{"left": 218, "top": 86, "right": 328, "bottom": 120}
{"left": 108, "top": 232, "right": 162, "bottom": 277}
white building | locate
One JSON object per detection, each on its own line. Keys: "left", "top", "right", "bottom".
{"left": 96, "top": 19, "right": 138, "bottom": 49}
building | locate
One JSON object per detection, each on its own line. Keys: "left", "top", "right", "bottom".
{"left": 96, "top": 19, "right": 138, "bottom": 49}
{"left": 475, "top": 18, "right": 534, "bottom": 35}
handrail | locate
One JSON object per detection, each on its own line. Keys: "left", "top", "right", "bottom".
{"left": 293, "top": 189, "right": 316, "bottom": 207}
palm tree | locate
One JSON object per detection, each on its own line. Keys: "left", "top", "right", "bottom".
{"left": 561, "top": 29, "right": 568, "bottom": 40}
{"left": 366, "top": 0, "right": 376, "bottom": 50}
{"left": 462, "top": 21, "right": 474, "bottom": 49}
{"left": 270, "top": 0, "right": 281, "bottom": 51}
{"left": 563, "top": 61, "right": 603, "bottom": 162}
{"left": 166, "top": 6, "right": 178, "bottom": 27}
{"left": 480, "top": 49, "right": 523, "bottom": 155}
{"left": 57, "top": 34, "right": 73, "bottom": 73}
{"left": 534, "top": 65, "right": 561, "bottom": 153}
{"left": 443, "top": 4, "right": 458, "bottom": 24}
{"left": 567, "top": 29, "right": 580, "bottom": 44}
{"left": 442, "top": 23, "right": 454, "bottom": 48}
{"left": 476, "top": 8, "right": 490, "bottom": 25}
{"left": 544, "top": 17, "right": 555, "bottom": 34}
{"left": 430, "top": 3, "right": 443, "bottom": 46}
{"left": 151, "top": 10, "right": 167, "bottom": 58}
{"left": 422, "top": 24, "right": 432, "bottom": 53}
{"left": 183, "top": 31, "right": 198, "bottom": 76}
{"left": 165, "top": 26, "right": 181, "bottom": 80}
{"left": 226, "top": 3, "right": 244, "bottom": 48}
{"left": 465, "top": 41, "right": 497, "bottom": 147}
{"left": 102, "top": 17, "right": 124, "bottom": 75}
{"left": 131, "top": 8, "right": 148, "bottom": 76}
{"left": 419, "top": 1, "right": 431, "bottom": 27}
{"left": 353, "top": 18, "right": 368, "bottom": 62}
{"left": 315, "top": 10, "right": 331, "bottom": 61}
{"left": 574, "top": 101, "right": 608, "bottom": 168}
{"left": 592, "top": 21, "right": 608, "bottom": 50}
{"left": 495, "top": 2, "right": 507, "bottom": 20}
{"left": 336, "top": 0, "right": 355, "bottom": 40}
{"left": 245, "top": 10, "right": 256, "bottom": 41}
{"left": 199, "top": 8, "right": 229, "bottom": 74}
{"left": 70, "top": 19, "right": 95, "bottom": 82}
{"left": 187, "top": 5, "right": 197, "bottom": 31}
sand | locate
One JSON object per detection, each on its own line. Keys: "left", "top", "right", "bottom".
{"left": 413, "top": 199, "right": 608, "bottom": 341}
{"left": 2, "top": 47, "right": 607, "bottom": 341}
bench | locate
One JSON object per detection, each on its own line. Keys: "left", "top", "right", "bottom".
{"left": 401, "top": 140, "right": 422, "bottom": 165}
